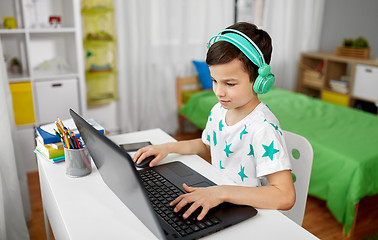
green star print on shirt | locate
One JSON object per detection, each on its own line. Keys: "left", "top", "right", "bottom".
{"left": 262, "top": 140, "right": 279, "bottom": 160}
{"left": 238, "top": 165, "right": 248, "bottom": 182}
{"left": 219, "top": 120, "right": 224, "bottom": 131}
{"left": 270, "top": 123, "right": 282, "bottom": 135}
{"left": 248, "top": 144, "right": 255, "bottom": 157}
{"left": 240, "top": 125, "right": 248, "bottom": 140}
{"left": 213, "top": 131, "right": 217, "bottom": 146}
{"left": 224, "top": 141, "right": 233, "bottom": 157}
{"left": 219, "top": 160, "right": 225, "bottom": 169}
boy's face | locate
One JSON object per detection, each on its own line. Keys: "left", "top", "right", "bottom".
{"left": 209, "top": 59, "right": 256, "bottom": 111}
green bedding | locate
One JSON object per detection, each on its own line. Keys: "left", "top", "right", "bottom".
{"left": 179, "top": 87, "right": 378, "bottom": 235}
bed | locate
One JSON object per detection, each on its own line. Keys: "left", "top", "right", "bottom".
{"left": 176, "top": 76, "right": 378, "bottom": 235}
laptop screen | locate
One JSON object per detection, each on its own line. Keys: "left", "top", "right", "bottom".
{"left": 70, "top": 109, "right": 166, "bottom": 240}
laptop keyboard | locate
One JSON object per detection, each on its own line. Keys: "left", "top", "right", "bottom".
{"left": 139, "top": 169, "right": 220, "bottom": 237}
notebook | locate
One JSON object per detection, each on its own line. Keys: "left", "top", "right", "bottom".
{"left": 70, "top": 109, "right": 257, "bottom": 240}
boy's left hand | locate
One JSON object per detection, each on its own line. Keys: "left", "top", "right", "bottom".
{"left": 170, "top": 184, "right": 224, "bottom": 221}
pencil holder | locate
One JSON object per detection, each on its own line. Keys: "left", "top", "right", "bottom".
{"left": 64, "top": 147, "right": 92, "bottom": 177}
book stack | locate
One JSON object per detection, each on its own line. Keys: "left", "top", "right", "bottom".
{"left": 35, "top": 137, "right": 65, "bottom": 163}
{"left": 35, "top": 118, "right": 105, "bottom": 163}
{"left": 329, "top": 79, "right": 349, "bottom": 94}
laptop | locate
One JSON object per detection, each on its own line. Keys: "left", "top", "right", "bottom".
{"left": 70, "top": 109, "right": 257, "bottom": 240}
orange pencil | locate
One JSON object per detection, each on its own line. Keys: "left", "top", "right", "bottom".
{"left": 58, "top": 118, "right": 66, "bottom": 129}
{"left": 55, "top": 121, "right": 64, "bottom": 135}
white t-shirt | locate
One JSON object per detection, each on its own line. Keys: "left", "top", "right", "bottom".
{"left": 202, "top": 102, "right": 291, "bottom": 187}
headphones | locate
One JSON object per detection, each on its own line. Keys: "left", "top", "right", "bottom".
{"left": 208, "top": 29, "right": 275, "bottom": 94}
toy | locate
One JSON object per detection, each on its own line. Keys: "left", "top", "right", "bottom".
{"left": 3, "top": 17, "right": 17, "bottom": 29}
{"left": 49, "top": 16, "right": 61, "bottom": 28}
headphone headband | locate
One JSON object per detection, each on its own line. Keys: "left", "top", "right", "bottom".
{"left": 207, "top": 28, "right": 275, "bottom": 94}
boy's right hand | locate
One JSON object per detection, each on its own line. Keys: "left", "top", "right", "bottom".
{"left": 133, "top": 144, "right": 169, "bottom": 167}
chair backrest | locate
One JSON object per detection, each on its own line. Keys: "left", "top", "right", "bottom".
{"left": 176, "top": 76, "right": 201, "bottom": 109}
{"left": 281, "top": 130, "right": 313, "bottom": 226}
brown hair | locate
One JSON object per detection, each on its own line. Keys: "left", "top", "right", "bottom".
{"left": 206, "top": 22, "right": 272, "bottom": 83}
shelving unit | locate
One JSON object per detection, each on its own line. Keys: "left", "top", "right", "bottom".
{"left": 295, "top": 52, "right": 378, "bottom": 112}
{"left": 80, "top": 0, "right": 120, "bottom": 133}
{"left": 0, "top": 0, "right": 85, "bottom": 172}
{"left": 81, "top": 0, "right": 117, "bottom": 105}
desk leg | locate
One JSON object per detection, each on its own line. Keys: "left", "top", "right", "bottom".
{"left": 43, "top": 208, "right": 51, "bottom": 240}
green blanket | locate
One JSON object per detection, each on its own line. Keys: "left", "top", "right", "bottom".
{"left": 179, "top": 87, "right": 378, "bottom": 235}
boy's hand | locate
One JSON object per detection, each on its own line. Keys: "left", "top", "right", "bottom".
{"left": 133, "top": 145, "right": 169, "bottom": 167}
{"left": 170, "top": 184, "right": 224, "bottom": 221}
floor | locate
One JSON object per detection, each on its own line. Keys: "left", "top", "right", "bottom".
{"left": 27, "top": 130, "right": 378, "bottom": 240}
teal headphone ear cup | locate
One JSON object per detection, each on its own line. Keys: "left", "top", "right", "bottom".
{"left": 253, "top": 73, "right": 275, "bottom": 94}
{"left": 253, "top": 64, "right": 275, "bottom": 94}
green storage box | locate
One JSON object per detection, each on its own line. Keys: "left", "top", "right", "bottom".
{"left": 86, "top": 72, "right": 117, "bottom": 105}
{"left": 84, "top": 40, "right": 116, "bottom": 72}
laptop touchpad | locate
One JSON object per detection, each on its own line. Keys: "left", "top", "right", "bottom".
{"left": 167, "top": 164, "right": 194, "bottom": 177}
{"left": 191, "top": 181, "right": 211, "bottom": 188}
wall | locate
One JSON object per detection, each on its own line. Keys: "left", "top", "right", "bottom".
{"left": 319, "top": 0, "right": 378, "bottom": 59}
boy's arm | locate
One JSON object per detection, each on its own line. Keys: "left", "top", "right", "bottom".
{"left": 171, "top": 170, "right": 295, "bottom": 220}
{"left": 133, "top": 138, "right": 210, "bottom": 167}
{"left": 165, "top": 138, "right": 210, "bottom": 156}
{"left": 221, "top": 170, "right": 295, "bottom": 210}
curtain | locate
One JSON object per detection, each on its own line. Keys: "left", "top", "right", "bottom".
{"left": 115, "top": 0, "right": 234, "bottom": 134}
{"left": 0, "top": 43, "right": 30, "bottom": 239}
{"left": 262, "top": 0, "right": 325, "bottom": 90}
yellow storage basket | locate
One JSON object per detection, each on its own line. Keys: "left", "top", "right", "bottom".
{"left": 321, "top": 90, "right": 349, "bottom": 107}
{"left": 9, "top": 82, "right": 36, "bottom": 125}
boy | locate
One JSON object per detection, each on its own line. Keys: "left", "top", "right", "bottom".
{"left": 133, "top": 22, "right": 295, "bottom": 221}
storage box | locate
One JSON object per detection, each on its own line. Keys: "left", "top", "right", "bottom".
{"left": 336, "top": 46, "right": 370, "bottom": 59}
{"left": 34, "top": 79, "right": 79, "bottom": 124}
{"left": 84, "top": 40, "right": 116, "bottom": 72}
{"left": 9, "top": 82, "right": 36, "bottom": 125}
{"left": 352, "top": 64, "right": 378, "bottom": 102}
{"left": 321, "top": 90, "right": 349, "bottom": 106}
{"left": 86, "top": 72, "right": 117, "bottom": 105}
{"left": 303, "top": 70, "right": 324, "bottom": 89}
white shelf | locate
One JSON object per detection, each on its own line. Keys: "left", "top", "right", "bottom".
{"left": 33, "top": 72, "right": 79, "bottom": 81}
{"left": 0, "top": 29, "right": 26, "bottom": 34}
{"left": 8, "top": 73, "right": 30, "bottom": 82}
{"left": 28, "top": 27, "right": 76, "bottom": 34}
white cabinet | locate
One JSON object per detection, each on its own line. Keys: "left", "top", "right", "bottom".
{"left": 34, "top": 78, "right": 80, "bottom": 124}
{"left": 352, "top": 64, "right": 378, "bottom": 102}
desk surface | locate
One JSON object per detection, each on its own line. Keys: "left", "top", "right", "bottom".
{"left": 37, "top": 128, "right": 318, "bottom": 239}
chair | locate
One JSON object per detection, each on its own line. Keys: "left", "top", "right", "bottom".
{"left": 280, "top": 130, "right": 313, "bottom": 226}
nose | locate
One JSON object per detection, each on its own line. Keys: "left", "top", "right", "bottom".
{"left": 214, "top": 84, "right": 225, "bottom": 98}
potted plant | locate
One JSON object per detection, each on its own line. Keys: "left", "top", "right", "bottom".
{"left": 9, "top": 58, "right": 22, "bottom": 74}
{"left": 336, "top": 37, "right": 370, "bottom": 59}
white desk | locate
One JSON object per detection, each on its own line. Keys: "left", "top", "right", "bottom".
{"left": 37, "top": 128, "right": 318, "bottom": 240}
